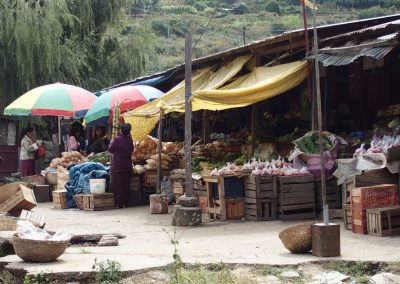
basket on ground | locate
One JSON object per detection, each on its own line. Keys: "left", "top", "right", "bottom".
{"left": 279, "top": 222, "right": 314, "bottom": 254}
{"left": 13, "top": 234, "right": 70, "bottom": 262}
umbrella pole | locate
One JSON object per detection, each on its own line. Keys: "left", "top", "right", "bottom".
{"left": 58, "top": 116, "right": 61, "bottom": 145}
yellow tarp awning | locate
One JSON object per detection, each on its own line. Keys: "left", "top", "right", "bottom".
{"left": 124, "top": 55, "right": 252, "bottom": 141}
{"left": 124, "top": 59, "right": 307, "bottom": 141}
{"left": 191, "top": 60, "right": 308, "bottom": 111}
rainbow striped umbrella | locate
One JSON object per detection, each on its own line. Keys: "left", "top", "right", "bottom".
{"left": 84, "top": 85, "right": 164, "bottom": 126}
{"left": 4, "top": 83, "right": 96, "bottom": 117}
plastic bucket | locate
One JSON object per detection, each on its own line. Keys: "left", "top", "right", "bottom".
{"left": 90, "top": 179, "right": 106, "bottom": 194}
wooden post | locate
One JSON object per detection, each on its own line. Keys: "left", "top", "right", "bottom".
{"left": 301, "top": 0, "right": 312, "bottom": 101}
{"left": 156, "top": 110, "right": 165, "bottom": 195}
{"left": 251, "top": 104, "right": 257, "bottom": 155}
{"left": 202, "top": 110, "right": 210, "bottom": 144}
{"left": 184, "top": 33, "right": 194, "bottom": 198}
{"left": 312, "top": 0, "right": 328, "bottom": 225}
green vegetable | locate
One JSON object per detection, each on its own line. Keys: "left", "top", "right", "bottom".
{"left": 296, "top": 134, "right": 332, "bottom": 154}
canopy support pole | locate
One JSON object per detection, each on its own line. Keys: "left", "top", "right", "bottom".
{"left": 156, "top": 110, "right": 165, "bottom": 195}
{"left": 202, "top": 110, "right": 210, "bottom": 144}
{"left": 184, "top": 33, "right": 193, "bottom": 198}
{"left": 251, "top": 104, "right": 257, "bottom": 156}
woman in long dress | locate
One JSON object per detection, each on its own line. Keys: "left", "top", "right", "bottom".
{"left": 108, "top": 123, "right": 133, "bottom": 208}
{"left": 20, "top": 126, "right": 37, "bottom": 177}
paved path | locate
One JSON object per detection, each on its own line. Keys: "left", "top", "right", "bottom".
{"left": 1, "top": 203, "right": 400, "bottom": 275}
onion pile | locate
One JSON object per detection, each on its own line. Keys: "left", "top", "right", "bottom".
{"left": 209, "top": 157, "right": 310, "bottom": 177}
{"left": 131, "top": 136, "right": 181, "bottom": 162}
{"left": 144, "top": 154, "right": 172, "bottom": 170}
{"left": 50, "top": 151, "right": 87, "bottom": 169}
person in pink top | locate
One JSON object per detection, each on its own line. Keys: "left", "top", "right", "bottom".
{"left": 67, "top": 128, "right": 81, "bottom": 152}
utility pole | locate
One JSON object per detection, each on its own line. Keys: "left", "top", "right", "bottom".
{"left": 184, "top": 33, "right": 193, "bottom": 198}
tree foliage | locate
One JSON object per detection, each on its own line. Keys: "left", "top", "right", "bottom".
{"left": 0, "top": 0, "right": 156, "bottom": 107}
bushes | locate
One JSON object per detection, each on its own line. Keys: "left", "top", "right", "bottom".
{"left": 233, "top": 2, "right": 248, "bottom": 14}
{"left": 358, "top": 6, "right": 391, "bottom": 19}
{"left": 162, "top": 5, "right": 197, "bottom": 14}
{"left": 265, "top": 1, "right": 281, "bottom": 15}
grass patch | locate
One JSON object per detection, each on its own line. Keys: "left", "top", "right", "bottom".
{"left": 386, "top": 260, "right": 400, "bottom": 273}
{"left": 168, "top": 264, "right": 239, "bottom": 284}
{"left": 327, "top": 261, "right": 370, "bottom": 277}
{"left": 261, "top": 266, "right": 285, "bottom": 277}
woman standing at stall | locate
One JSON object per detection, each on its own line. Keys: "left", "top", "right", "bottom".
{"left": 20, "top": 126, "right": 37, "bottom": 177}
{"left": 108, "top": 123, "right": 133, "bottom": 208}
{"left": 67, "top": 128, "right": 81, "bottom": 152}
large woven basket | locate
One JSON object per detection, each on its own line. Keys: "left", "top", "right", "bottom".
{"left": 279, "top": 222, "right": 314, "bottom": 254}
{"left": 13, "top": 234, "right": 70, "bottom": 262}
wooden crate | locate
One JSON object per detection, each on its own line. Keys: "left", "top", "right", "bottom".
{"left": 83, "top": 193, "right": 114, "bottom": 211}
{"left": 278, "top": 175, "right": 316, "bottom": 221}
{"left": 172, "top": 180, "right": 185, "bottom": 195}
{"left": 143, "top": 170, "right": 170, "bottom": 187}
{"left": 245, "top": 197, "right": 277, "bottom": 221}
{"left": 343, "top": 169, "right": 398, "bottom": 204}
{"left": 244, "top": 175, "right": 277, "bottom": 199}
{"left": 33, "top": 185, "right": 50, "bottom": 203}
{"left": 224, "top": 197, "right": 245, "bottom": 220}
{"left": 129, "top": 175, "right": 142, "bottom": 192}
{"left": 343, "top": 203, "right": 352, "bottom": 230}
{"left": 315, "top": 178, "right": 341, "bottom": 209}
{"left": 0, "top": 184, "right": 37, "bottom": 215}
{"left": 193, "top": 178, "right": 205, "bottom": 190}
{"left": 366, "top": 206, "right": 400, "bottom": 237}
{"left": 351, "top": 184, "right": 398, "bottom": 234}
{"left": 73, "top": 194, "right": 84, "bottom": 209}
{"left": 52, "top": 190, "right": 68, "bottom": 209}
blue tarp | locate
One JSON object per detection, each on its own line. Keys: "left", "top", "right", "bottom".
{"left": 65, "top": 162, "right": 109, "bottom": 208}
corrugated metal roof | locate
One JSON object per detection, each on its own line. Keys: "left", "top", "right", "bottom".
{"left": 109, "top": 14, "right": 400, "bottom": 89}
{"left": 315, "top": 46, "right": 395, "bottom": 66}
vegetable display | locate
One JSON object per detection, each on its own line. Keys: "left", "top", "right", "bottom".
{"left": 50, "top": 151, "right": 87, "bottom": 169}
{"left": 88, "top": 151, "right": 111, "bottom": 164}
{"left": 296, "top": 133, "right": 332, "bottom": 154}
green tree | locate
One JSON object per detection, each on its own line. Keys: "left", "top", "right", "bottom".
{"left": 265, "top": 1, "right": 281, "bottom": 15}
{"left": 0, "top": 0, "right": 156, "bottom": 107}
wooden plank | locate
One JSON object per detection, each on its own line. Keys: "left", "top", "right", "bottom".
{"left": 279, "top": 203, "right": 315, "bottom": 211}
{"left": 279, "top": 183, "right": 314, "bottom": 193}
{"left": 245, "top": 190, "right": 257, "bottom": 198}
{"left": 278, "top": 175, "right": 314, "bottom": 184}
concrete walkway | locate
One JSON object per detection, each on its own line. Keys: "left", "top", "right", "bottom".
{"left": 1, "top": 203, "right": 400, "bottom": 275}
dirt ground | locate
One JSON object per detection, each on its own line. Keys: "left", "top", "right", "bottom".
{"left": 1, "top": 203, "right": 400, "bottom": 282}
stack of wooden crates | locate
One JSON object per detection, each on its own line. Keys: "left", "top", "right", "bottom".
{"left": 243, "top": 174, "right": 316, "bottom": 221}
{"left": 351, "top": 184, "right": 398, "bottom": 234}
{"left": 342, "top": 169, "right": 398, "bottom": 231}
{"left": 129, "top": 174, "right": 142, "bottom": 206}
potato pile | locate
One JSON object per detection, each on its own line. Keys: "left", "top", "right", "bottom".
{"left": 144, "top": 154, "right": 172, "bottom": 170}
{"left": 131, "top": 136, "right": 182, "bottom": 162}
{"left": 50, "top": 151, "right": 87, "bottom": 169}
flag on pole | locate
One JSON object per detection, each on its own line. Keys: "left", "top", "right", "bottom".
{"left": 302, "top": 0, "right": 317, "bottom": 10}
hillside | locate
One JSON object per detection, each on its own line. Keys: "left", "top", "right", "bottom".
{"left": 129, "top": 0, "right": 400, "bottom": 75}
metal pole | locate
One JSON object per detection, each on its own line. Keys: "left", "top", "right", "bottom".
{"left": 242, "top": 26, "right": 246, "bottom": 45}
{"left": 312, "top": 0, "right": 329, "bottom": 225}
{"left": 184, "top": 33, "right": 193, "bottom": 197}
{"left": 156, "top": 110, "right": 165, "bottom": 195}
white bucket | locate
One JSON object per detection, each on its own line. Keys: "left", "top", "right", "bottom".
{"left": 90, "top": 179, "right": 106, "bottom": 194}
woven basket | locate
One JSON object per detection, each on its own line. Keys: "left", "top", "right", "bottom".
{"left": 279, "top": 222, "right": 314, "bottom": 254}
{"left": 13, "top": 234, "right": 70, "bottom": 262}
